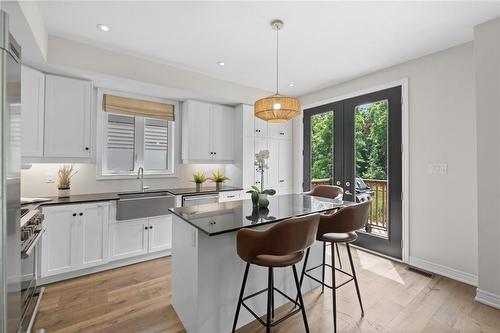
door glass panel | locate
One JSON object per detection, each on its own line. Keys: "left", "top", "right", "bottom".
{"left": 354, "top": 100, "right": 389, "bottom": 238}
{"left": 310, "top": 111, "right": 333, "bottom": 189}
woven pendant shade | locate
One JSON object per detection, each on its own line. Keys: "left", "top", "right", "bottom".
{"left": 254, "top": 94, "right": 301, "bottom": 123}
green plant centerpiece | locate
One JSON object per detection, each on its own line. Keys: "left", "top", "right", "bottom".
{"left": 209, "top": 170, "right": 229, "bottom": 191}
{"left": 192, "top": 171, "right": 207, "bottom": 191}
{"left": 57, "top": 164, "right": 78, "bottom": 198}
{"left": 246, "top": 185, "right": 276, "bottom": 208}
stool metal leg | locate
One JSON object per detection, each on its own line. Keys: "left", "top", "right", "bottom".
{"left": 331, "top": 242, "right": 337, "bottom": 333}
{"left": 292, "top": 264, "right": 310, "bottom": 333}
{"left": 266, "top": 267, "right": 273, "bottom": 333}
{"left": 321, "top": 242, "right": 326, "bottom": 293}
{"left": 232, "top": 263, "right": 250, "bottom": 333}
{"left": 271, "top": 267, "right": 275, "bottom": 320}
{"left": 346, "top": 243, "right": 364, "bottom": 316}
{"left": 335, "top": 243, "right": 342, "bottom": 269}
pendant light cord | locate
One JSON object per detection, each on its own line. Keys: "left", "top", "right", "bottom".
{"left": 276, "top": 27, "right": 279, "bottom": 94}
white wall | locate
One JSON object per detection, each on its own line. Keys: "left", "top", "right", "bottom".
{"left": 21, "top": 163, "right": 225, "bottom": 197}
{"left": 294, "top": 42, "right": 478, "bottom": 282}
{"left": 475, "top": 17, "right": 500, "bottom": 307}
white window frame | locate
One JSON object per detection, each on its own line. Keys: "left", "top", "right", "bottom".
{"left": 96, "top": 88, "right": 177, "bottom": 180}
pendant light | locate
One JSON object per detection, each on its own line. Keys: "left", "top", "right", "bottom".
{"left": 254, "top": 19, "right": 301, "bottom": 123}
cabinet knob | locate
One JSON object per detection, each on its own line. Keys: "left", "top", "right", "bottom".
{"left": 149, "top": 226, "right": 153, "bottom": 229}
{"left": 145, "top": 227, "right": 148, "bottom": 230}
{"left": 280, "top": 132, "right": 284, "bottom": 135}
{"left": 279, "top": 180, "right": 285, "bottom": 183}
{"left": 79, "top": 213, "right": 83, "bottom": 216}
{"left": 72, "top": 213, "right": 76, "bottom": 217}
{"left": 85, "top": 147, "right": 89, "bottom": 151}
{"left": 214, "top": 152, "right": 216, "bottom": 155}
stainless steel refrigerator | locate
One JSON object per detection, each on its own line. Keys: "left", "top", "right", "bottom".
{"left": 0, "top": 10, "right": 22, "bottom": 333}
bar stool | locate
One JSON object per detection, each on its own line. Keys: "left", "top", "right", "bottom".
{"left": 298, "top": 201, "right": 370, "bottom": 332}
{"left": 305, "top": 185, "right": 344, "bottom": 273}
{"left": 232, "top": 214, "right": 320, "bottom": 333}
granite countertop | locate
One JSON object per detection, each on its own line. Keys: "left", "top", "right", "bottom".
{"left": 169, "top": 193, "right": 354, "bottom": 236}
{"left": 35, "top": 185, "right": 243, "bottom": 206}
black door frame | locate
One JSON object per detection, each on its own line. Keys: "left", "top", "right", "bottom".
{"left": 303, "top": 86, "right": 403, "bottom": 259}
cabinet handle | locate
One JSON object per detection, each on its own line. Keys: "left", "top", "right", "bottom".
{"left": 279, "top": 180, "right": 285, "bottom": 183}
{"left": 227, "top": 195, "right": 235, "bottom": 198}
{"left": 72, "top": 213, "right": 76, "bottom": 217}
{"left": 280, "top": 132, "right": 285, "bottom": 135}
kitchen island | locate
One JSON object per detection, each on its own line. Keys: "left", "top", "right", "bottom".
{"left": 169, "top": 193, "right": 349, "bottom": 333}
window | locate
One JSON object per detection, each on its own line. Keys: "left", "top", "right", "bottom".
{"left": 97, "top": 91, "right": 175, "bottom": 178}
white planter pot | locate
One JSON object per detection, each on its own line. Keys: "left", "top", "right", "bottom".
{"left": 58, "top": 188, "right": 71, "bottom": 198}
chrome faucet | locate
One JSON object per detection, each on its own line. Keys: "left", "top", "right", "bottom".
{"left": 137, "top": 167, "right": 144, "bottom": 192}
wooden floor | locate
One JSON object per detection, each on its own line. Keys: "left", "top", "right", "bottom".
{"left": 34, "top": 246, "right": 500, "bottom": 333}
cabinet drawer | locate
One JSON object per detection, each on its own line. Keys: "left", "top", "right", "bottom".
{"left": 219, "top": 191, "right": 241, "bottom": 202}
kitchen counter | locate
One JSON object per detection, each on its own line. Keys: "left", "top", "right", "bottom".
{"left": 170, "top": 193, "right": 354, "bottom": 333}
{"left": 170, "top": 193, "right": 350, "bottom": 236}
{"left": 36, "top": 185, "right": 243, "bottom": 206}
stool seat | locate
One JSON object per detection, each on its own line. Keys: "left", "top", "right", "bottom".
{"left": 319, "top": 232, "right": 358, "bottom": 243}
{"left": 253, "top": 252, "right": 304, "bottom": 267}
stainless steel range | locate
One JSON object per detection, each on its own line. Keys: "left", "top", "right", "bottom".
{"left": 18, "top": 208, "right": 45, "bottom": 333}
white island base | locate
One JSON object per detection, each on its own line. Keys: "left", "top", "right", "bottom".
{"left": 171, "top": 215, "right": 322, "bottom": 333}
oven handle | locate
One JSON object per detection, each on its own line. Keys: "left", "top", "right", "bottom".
{"left": 22, "top": 228, "right": 45, "bottom": 257}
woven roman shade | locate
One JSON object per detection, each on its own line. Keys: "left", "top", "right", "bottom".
{"left": 103, "top": 94, "right": 175, "bottom": 121}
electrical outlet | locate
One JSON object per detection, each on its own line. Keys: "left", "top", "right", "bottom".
{"left": 46, "top": 173, "right": 55, "bottom": 183}
{"left": 428, "top": 163, "right": 447, "bottom": 175}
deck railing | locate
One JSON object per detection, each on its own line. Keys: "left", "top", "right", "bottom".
{"left": 311, "top": 178, "right": 388, "bottom": 231}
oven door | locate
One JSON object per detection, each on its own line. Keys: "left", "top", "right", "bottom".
{"left": 19, "top": 229, "right": 44, "bottom": 333}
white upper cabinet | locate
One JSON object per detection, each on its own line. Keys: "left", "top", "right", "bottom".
{"left": 268, "top": 121, "right": 292, "bottom": 140}
{"left": 254, "top": 117, "right": 268, "bottom": 137}
{"left": 21, "top": 66, "right": 45, "bottom": 158}
{"left": 44, "top": 74, "right": 92, "bottom": 159}
{"left": 182, "top": 100, "right": 234, "bottom": 163}
{"left": 211, "top": 104, "right": 234, "bottom": 161}
{"left": 242, "top": 104, "right": 255, "bottom": 137}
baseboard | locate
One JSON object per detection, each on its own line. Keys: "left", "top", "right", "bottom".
{"left": 38, "top": 250, "right": 171, "bottom": 285}
{"left": 408, "top": 256, "right": 478, "bottom": 286}
{"left": 475, "top": 289, "right": 500, "bottom": 309}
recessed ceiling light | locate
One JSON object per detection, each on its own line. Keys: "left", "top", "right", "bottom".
{"left": 288, "top": 83, "right": 295, "bottom": 87}
{"left": 217, "top": 61, "right": 225, "bottom": 66}
{"left": 97, "top": 24, "right": 110, "bottom": 32}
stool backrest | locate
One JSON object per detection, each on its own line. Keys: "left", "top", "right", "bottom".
{"left": 306, "top": 185, "right": 343, "bottom": 200}
{"left": 237, "top": 214, "right": 320, "bottom": 263}
{"left": 317, "top": 200, "right": 371, "bottom": 236}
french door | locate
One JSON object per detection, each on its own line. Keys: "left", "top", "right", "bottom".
{"left": 303, "top": 86, "right": 402, "bottom": 259}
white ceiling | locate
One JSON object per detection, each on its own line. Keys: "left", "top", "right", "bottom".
{"left": 38, "top": 1, "right": 500, "bottom": 96}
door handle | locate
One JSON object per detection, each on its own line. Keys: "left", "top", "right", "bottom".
{"left": 345, "top": 190, "right": 352, "bottom": 195}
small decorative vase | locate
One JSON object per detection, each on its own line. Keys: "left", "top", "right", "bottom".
{"left": 58, "top": 188, "right": 70, "bottom": 198}
{"left": 215, "top": 182, "right": 222, "bottom": 191}
{"left": 195, "top": 183, "right": 203, "bottom": 192}
{"left": 258, "top": 193, "right": 269, "bottom": 208}
{"left": 251, "top": 192, "right": 259, "bottom": 207}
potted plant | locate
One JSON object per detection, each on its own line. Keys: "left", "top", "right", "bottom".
{"left": 57, "top": 164, "right": 78, "bottom": 198}
{"left": 246, "top": 185, "right": 276, "bottom": 208}
{"left": 209, "top": 169, "right": 229, "bottom": 191}
{"left": 192, "top": 171, "right": 207, "bottom": 191}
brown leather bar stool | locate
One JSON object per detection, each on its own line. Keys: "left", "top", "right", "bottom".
{"left": 305, "top": 185, "right": 344, "bottom": 276}
{"left": 232, "top": 214, "right": 320, "bottom": 333}
{"left": 298, "top": 201, "right": 370, "bottom": 332}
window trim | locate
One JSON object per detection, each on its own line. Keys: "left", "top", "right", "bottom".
{"left": 96, "top": 88, "right": 177, "bottom": 180}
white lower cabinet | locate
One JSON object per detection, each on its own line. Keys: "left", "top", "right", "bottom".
{"left": 109, "top": 218, "right": 149, "bottom": 260}
{"left": 109, "top": 214, "right": 172, "bottom": 261}
{"left": 41, "top": 202, "right": 109, "bottom": 278}
{"left": 148, "top": 215, "right": 172, "bottom": 253}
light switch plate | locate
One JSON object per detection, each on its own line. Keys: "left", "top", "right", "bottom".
{"left": 428, "top": 163, "right": 448, "bottom": 174}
